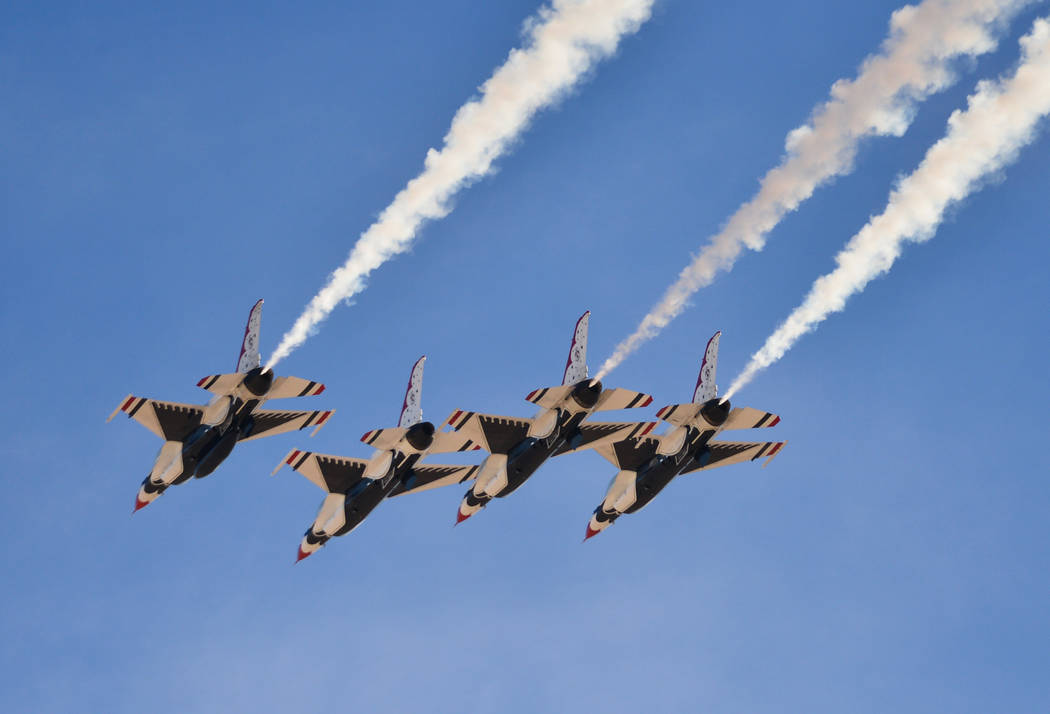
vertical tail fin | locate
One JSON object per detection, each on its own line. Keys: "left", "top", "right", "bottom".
{"left": 398, "top": 355, "right": 426, "bottom": 427}
{"left": 562, "top": 311, "right": 590, "bottom": 386}
{"left": 237, "top": 299, "right": 264, "bottom": 373}
{"left": 692, "top": 331, "right": 721, "bottom": 403}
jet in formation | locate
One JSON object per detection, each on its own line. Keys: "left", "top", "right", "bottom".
{"left": 111, "top": 301, "right": 786, "bottom": 556}
{"left": 446, "top": 311, "right": 657, "bottom": 524}
{"left": 583, "top": 331, "right": 786, "bottom": 540}
{"left": 108, "top": 300, "right": 334, "bottom": 512}
{"left": 273, "top": 356, "right": 482, "bottom": 561}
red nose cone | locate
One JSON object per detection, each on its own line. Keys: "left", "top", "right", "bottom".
{"left": 583, "top": 524, "right": 599, "bottom": 541}
{"left": 455, "top": 509, "right": 471, "bottom": 525}
{"left": 133, "top": 496, "right": 149, "bottom": 513}
{"left": 295, "top": 546, "right": 311, "bottom": 563}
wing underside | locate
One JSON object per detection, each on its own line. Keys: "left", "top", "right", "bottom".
{"left": 445, "top": 410, "right": 532, "bottom": 455}
{"left": 554, "top": 421, "right": 656, "bottom": 456}
{"left": 242, "top": 409, "right": 334, "bottom": 441}
{"left": 108, "top": 395, "right": 203, "bottom": 441}
{"left": 594, "top": 435, "right": 662, "bottom": 471}
{"left": 682, "top": 440, "right": 787, "bottom": 473}
{"left": 276, "top": 450, "right": 368, "bottom": 493}
{"left": 390, "top": 464, "right": 480, "bottom": 497}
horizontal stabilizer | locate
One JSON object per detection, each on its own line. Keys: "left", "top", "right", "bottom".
{"left": 722, "top": 407, "right": 780, "bottom": 430}
{"left": 196, "top": 373, "right": 243, "bottom": 395}
{"left": 593, "top": 387, "right": 653, "bottom": 411}
{"left": 108, "top": 395, "right": 203, "bottom": 441}
{"left": 390, "top": 464, "right": 480, "bottom": 497}
{"left": 242, "top": 409, "right": 334, "bottom": 441}
{"left": 360, "top": 427, "right": 407, "bottom": 451}
{"left": 273, "top": 450, "right": 368, "bottom": 494}
{"left": 654, "top": 402, "right": 704, "bottom": 427}
{"left": 267, "top": 376, "right": 326, "bottom": 399}
{"left": 524, "top": 385, "right": 574, "bottom": 409}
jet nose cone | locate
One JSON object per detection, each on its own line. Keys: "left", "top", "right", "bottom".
{"left": 132, "top": 496, "right": 150, "bottom": 513}
{"left": 455, "top": 508, "right": 471, "bottom": 525}
{"left": 583, "top": 524, "right": 600, "bottom": 542}
{"left": 295, "top": 546, "right": 312, "bottom": 563}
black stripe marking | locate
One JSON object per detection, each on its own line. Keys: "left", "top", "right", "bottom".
{"left": 128, "top": 398, "right": 146, "bottom": 418}
{"left": 534, "top": 388, "right": 548, "bottom": 402}
{"left": 753, "top": 412, "right": 772, "bottom": 428}
{"left": 294, "top": 452, "right": 311, "bottom": 470}
{"left": 302, "top": 412, "right": 318, "bottom": 428}
{"left": 663, "top": 404, "right": 678, "bottom": 420}
{"left": 752, "top": 442, "right": 772, "bottom": 460}
{"left": 625, "top": 392, "right": 644, "bottom": 409}
{"left": 459, "top": 439, "right": 474, "bottom": 452}
{"left": 367, "top": 430, "right": 381, "bottom": 445}
{"left": 203, "top": 375, "right": 220, "bottom": 390}
{"left": 298, "top": 381, "right": 316, "bottom": 397}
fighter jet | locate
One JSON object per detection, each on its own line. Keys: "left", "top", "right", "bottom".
{"left": 274, "top": 356, "right": 481, "bottom": 562}
{"left": 446, "top": 311, "right": 656, "bottom": 524}
{"left": 583, "top": 331, "right": 786, "bottom": 540}
{"left": 108, "top": 299, "right": 334, "bottom": 512}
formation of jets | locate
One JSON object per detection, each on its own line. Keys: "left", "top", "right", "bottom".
{"left": 110, "top": 301, "right": 786, "bottom": 560}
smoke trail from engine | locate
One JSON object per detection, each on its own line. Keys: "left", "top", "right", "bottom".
{"left": 596, "top": 0, "right": 1033, "bottom": 380}
{"left": 267, "top": 0, "right": 654, "bottom": 368}
{"left": 725, "top": 16, "right": 1050, "bottom": 398}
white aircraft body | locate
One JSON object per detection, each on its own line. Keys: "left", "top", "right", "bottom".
{"left": 109, "top": 300, "right": 333, "bottom": 512}
{"left": 584, "top": 332, "right": 786, "bottom": 539}
{"left": 275, "top": 356, "right": 481, "bottom": 561}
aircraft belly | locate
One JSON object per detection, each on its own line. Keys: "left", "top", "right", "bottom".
{"left": 336, "top": 469, "right": 404, "bottom": 535}
{"left": 625, "top": 460, "right": 678, "bottom": 514}
{"left": 497, "top": 439, "right": 560, "bottom": 496}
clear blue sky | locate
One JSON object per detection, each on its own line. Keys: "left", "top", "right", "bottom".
{"left": 2, "top": 1, "right": 1048, "bottom": 711}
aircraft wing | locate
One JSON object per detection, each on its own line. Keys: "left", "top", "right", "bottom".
{"left": 681, "top": 440, "right": 787, "bottom": 473}
{"left": 445, "top": 410, "right": 532, "bottom": 455}
{"left": 242, "top": 409, "right": 334, "bottom": 441}
{"left": 593, "top": 435, "right": 662, "bottom": 471}
{"left": 390, "top": 464, "right": 480, "bottom": 497}
{"left": 554, "top": 421, "right": 657, "bottom": 456}
{"left": 722, "top": 407, "right": 781, "bottom": 430}
{"left": 107, "top": 395, "right": 203, "bottom": 441}
{"left": 273, "top": 449, "right": 368, "bottom": 494}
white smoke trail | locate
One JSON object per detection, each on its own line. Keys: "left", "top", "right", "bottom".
{"left": 595, "top": 0, "right": 1033, "bottom": 380}
{"left": 726, "top": 16, "right": 1050, "bottom": 399}
{"left": 267, "top": 0, "right": 653, "bottom": 368}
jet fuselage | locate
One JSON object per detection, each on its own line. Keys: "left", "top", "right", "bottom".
{"left": 625, "top": 426, "right": 715, "bottom": 513}
{"left": 334, "top": 450, "right": 423, "bottom": 536}
{"left": 498, "top": 408, "right": 590, "bottom": 497}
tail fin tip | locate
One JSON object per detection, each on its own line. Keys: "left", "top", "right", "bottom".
{"left": 563, "top": 311, "right": 591, "bottom": 386}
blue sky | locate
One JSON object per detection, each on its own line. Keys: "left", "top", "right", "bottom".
{"left": 2, "top": 1, "right": 1048, "bottom": 711}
